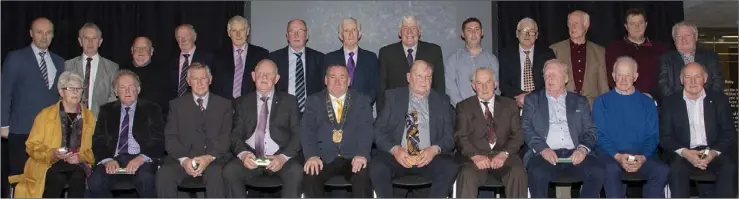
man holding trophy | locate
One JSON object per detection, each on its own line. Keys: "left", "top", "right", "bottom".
{"left": 370, "top": 60, "right": 458, "bottom": 198}
{"left": 223, "top": 59, "right": 304, "bottom": 198}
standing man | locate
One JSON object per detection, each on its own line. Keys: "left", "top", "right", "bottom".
{"left": 166, "top": 24, "right": 215, "bottom": 116}
{"left": 324, "top": 17, "right": 380, "bottom": 104}
{"left": 2, "top": 17, "right": 65, "bottom": 179}
{"left": 87, "top": 70, "right": 164, "bottom": 198}
{"left": 658, "top": 21, "right": 724, "bottom": 100}
{"left": 499, "top": 17, "right": 556, "bottom": 108}
{"left": 156, "top": 63, "right": 232, "bottom": 198}
{"left": 65, "top": 22, "right": 119, "bottom": 117}
{"left": 593, "top": 57, "right": 668, "bottom": 198}
{"left": 123, "top": 36, "right": 161, "bottom": 104}
{"left": 223, "top": 59, "right": 303, "bottom": 198}
{"left": 605, "top": 8, "right": 667, "bottom": 99}
{"left": 522, "top": 59, "right": 604, "bottom": 198}
{"left": 550, "top": 10, "right": 608, "bottom": 106}
{"left": 370, "top": 60, "right": 458, "bottom": 198}
{"left": 213, "top": 15, "right": 269, "bottom": 100}
{"left": 269, "top": 18, "right": 325, "bottom": 113}
{"left": 445, "top": 17, "right": 500, "bottom": 106}
{"left": 377, "top": 15, "right": 444, "bottom": 111}
{"left": 660, "top": 63, "right": 737, "bottom": 198}
{"left": 455, "top": 67, "right": 528, "bottom": 198}
{"left": 301, "top": 64, "right": 374, "bottom": 198}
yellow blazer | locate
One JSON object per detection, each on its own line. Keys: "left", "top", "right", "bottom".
{"left": 550, "top": 39, "right": 609, "bottom": 107}
{"left": 8, "top": 102, "right": 96, "bottom": 198}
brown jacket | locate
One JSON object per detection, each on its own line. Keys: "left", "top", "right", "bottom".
{"left": 550, "top": 39, "right": 609, "bottom": 106}
{"left": 454, "top": 95, "right": 523, "bottom": 161}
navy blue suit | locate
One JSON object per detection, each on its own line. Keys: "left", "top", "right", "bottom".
{"left": 324, "top": 48, "right": 379, "bottom": 104}
{"left": 269, "top": 46, "right": 325, "bottom": 98}
{"left": 1, "top": 45, "right": 64, "bottom": 175}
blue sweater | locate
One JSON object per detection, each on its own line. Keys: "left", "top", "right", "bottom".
{"left": 593, "top": 89, "right": 658, "bottom": 158}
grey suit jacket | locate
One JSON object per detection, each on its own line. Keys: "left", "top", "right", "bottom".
{"left": 521, "top": 90, "right": 597, "bottom": 165}
{"left": 65, "top": 55, "right": 119, "bottom": 116}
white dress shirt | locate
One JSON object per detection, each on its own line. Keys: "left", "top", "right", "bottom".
{"left": 81, "top": 53, "right": 101, "bottom": 109}
{"left": 344, "top": 47, "right": 358, "bottom": 66}
{"left": 31, "top": 43, "right": 57, "bottom": 89}
{"left": 676, "top": 90, "right": 720, "bottom": 156}
{"left": 519, "top": 45, "right": 535, "bottom": 90}
{"left": 403, "top": 44, "right": 418, "bottom": 60}
{"left": 479, "top": 96, "right": 495, "bottom": 149}
{"left": 288, "top": 47, "right": 307, "bottom": 96}
{"left": 330, "top": 93, "right": 347, "bottom": 117}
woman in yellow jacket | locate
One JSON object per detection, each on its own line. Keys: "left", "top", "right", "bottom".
{"left": 9, "top": 71, "right": 95, "bottom": 198}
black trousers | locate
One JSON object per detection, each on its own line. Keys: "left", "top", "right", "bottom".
{"left": 527, "top": 149, "right": 605, "bottom": 198}
{"left": 669, "top": 154, "right": 737, "bottom": 198}
{"left": 7, "top": 134, "right": 29, "bottom": 175}
{"left": 86, "top": 154, "right": 157, "bottom": 197}
{"left": 303, "top": 157, "right": 372, "bottom": 198}
{"left": 369, "top": 152, "right": 458, "bottom": 198}
{"left": 42, "top": 161, "right": 86, "bottom": 198}
{"left": 222, "top": 157, "right": 303, "bottom": 198}
{"left": 156, "top": 157, "right": 227, "bottom": 198}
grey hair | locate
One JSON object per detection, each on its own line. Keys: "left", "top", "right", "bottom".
{"left": 470, "top": 67, "right": 497, "bottom": 82}
{"left": 112, "top": 69, "right": 142, "bottom": 91}
{"left": 254, "top": 58, "right": 279, "bottom": 74}
{"left": 671, "top": 21, "right": 699, "bottom": 40}
{"left": 612, "top": 56, "right": 639, "bottom": 75}
{"left": 57, "top": 71, "right": 84, "bottom": 89}
{"left": 78, "top": 22, "right": 102, "bottom": 39}
{"left": 338, "top": 17, "right": 362, "bottom": 35}
{"left": 187, "top": 62, "right": 212, "bottom": 78}
{"left": 325, "top": 63, "right": 348, "bottom": 76}
{"left": 398, "top": 15, "right": 422, "bottom": 33}
{"left": 175, "top": 24, "right": 197, "bottom": 39}
{"left": 680, "top": 62, "right": 708, "bottom": 78}
{"left": 131, "top": 36, "right": 154, "bottom": 52}
{"left": 516, "top": 17, "right": 538, "bottom": 31}
{"left": 543, "top": 59, "right": 569, "bottom": 78}
{"left": 409, "top": 60, "right": 433, "bottom": 73}
{"left": 568, "top": 10, "right": 590, "bottom": 25}
{"left": 227, "top": 15, "right": 250, "bottom": 31}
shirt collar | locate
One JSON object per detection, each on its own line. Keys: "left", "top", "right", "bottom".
{"left": 330, "top": 93, "right": 347, "bottom": 101}
{"left": 122, "top": 100, "right": 138, "bottom": 110}
{"left": 409, "top": 90, "right": 429, "bottom": 102}
{"left": 193, "top": 92, "right": 210, "bottom": 102}
{"left": 257, "top": 89, "right": 275, "bottom": 100}
{"left": 132, "top": 59, "right": 151, "bottom": 68}
{"left": 478, "top": 96, "right": 494, "bottom": 104}
{"left": 344, "top": 46, "right": 358, "bottom": 55}
{"left": 569, "top": 40, "right": 586, "bottom": 49}
{"left": 181, "top": 46, "right": 196, "bottom": 55}
{"left": 30, "top": 43, "right": 46, "bottom": 55}
{"left": 546, "top": 90, "right": 567, "bottom": 100}
{"left": 623, "top": 36, "right": 652, "bottom": 47}
{"left": 683, "top": 89, "right": 706, "bottom": 102}
{"left": 519, "top": 44, "right": 535, "bottom": 53}
{"left": 289, "top": 46, "right": 305, "bottom": 55}
{"left": 403, "top": 43, "right": 418, "bottom": 53}
{"left": 83, "top": 53, "right": 100, "bottom": 61}
{"left": 233, "top": 44, "right": 248, "bottom": 54}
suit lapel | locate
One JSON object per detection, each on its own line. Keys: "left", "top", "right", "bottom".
{"left": 427, "top": 91, "right": 439, "bottom": 143}
{"left": 703, "top": 94, "right": 716, "bottom": 142}
{"left": 244, "top": 93, "right": 258, "bottom": 138}
{"left": 676, "top": 93, "right": 691, "bottom": 142}
{"left": 539, "top": 91, "right": 550, "bottom": 135}
{"left": 268, "top": 92, "right": 280, "bottom": 132}
{"left": 396, "top": 43, "right": 411, "bottom": 69}
{"left": 110, "top": 101, "right": 122, "bottom": 144}
{"left": 492, "top": 97, "right": 504, "bottom": 142}
{"left": 224, "top": 47, "right": 237, "bottom": 93}
{"left": 399, "top": 88, "right": 410, "bottom": 140}
{"left": 557, "top": 42, "right": 576, "bottom": 92}
{"left": 132, "top": 101, "right": 146, "bottom": 141}
{"left": 565, "top": 93, "right": 579, "bottom": 144}
{"left": 93, "top": 58, "right": 108, "bottom": 107}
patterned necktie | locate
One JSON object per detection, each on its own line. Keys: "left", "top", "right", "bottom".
{"left": 178, "top": 54, "right": 191, "bottom": 97}
{"left": 406, "top": 49, "right": 414, "bottom": 66}
{"left": 481, "top": 101, "right": 496, "bottom": 144}
{"left": 83, "top": 57, "right": 93, "bottom": 107}
{"left": 233, "top": 49, "right": 245, "bottom": 98}
{"left": 347, "top": 52, "right": 355, "bottom": 86}
{"left": 523, "top": 50, "right": 534, "bottom": 92}
{"left": 255, "top": 96, "right": 269, "bottom": 157}
{"left": 405, "top": 111, "right": 420, "bottom": 154}
{"left": 196, "top": 97, "right": 204, "bottom": 111}
{"left": 336, "top": 99, "right": 343, "bottom": 124}
{"left": 117, "top": 107, "right": 131, "bottom": 155}
{"left": 295, "top": 52, "right": 306, "bottom": 112}
{"left": 38, "top": 52, "right": 49, "bottom": 88}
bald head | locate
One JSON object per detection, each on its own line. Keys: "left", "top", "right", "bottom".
{"left": 681, "top": 62, "right": 708, "bottom": 98}
{"left": 131, "top": 37, "right": 153, "bottom": 66}
{"left": 30, "top": 17, "right": 54, "bottom": 50}
{"left": 252, "top": 59, "right": 280, "bottom": 94}
{"left": 407, "top": 60, "right": 433, "bottom": 96}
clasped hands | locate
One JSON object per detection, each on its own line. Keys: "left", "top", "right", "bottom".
{"left": 391, "top": 145, "right": 439, "bottom": 168}
{"left": 180, "top": 155, "right": 215, "bottom": 177}
{"left": 471, "top": 152, "right": 509, "bottom": 170}
{"left": 681, "top": 149, "right": 717, "bottom": 170}
{"left": 540, "top": 148, "right": 587, "bottom": 165}
{"left": 103, "top": 155, "right": 147, "bottom": 174}
{"left": 240, "top": 151, "right": 287, "bottom": 172}
{"left": 304, "top": 156, "right": 367, "bottom": 175}
{"left": 614, "top": 153, "right": 646, "bottom": 172}
{"left": 53, "top": 148, "right": 81, "bottom": 164}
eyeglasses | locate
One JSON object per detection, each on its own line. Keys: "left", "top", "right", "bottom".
{"left": 517, "top": 30, "right": 538, "bottom": 37}
{"left": 62, "top": 87, "right": 84, "bottom": 92}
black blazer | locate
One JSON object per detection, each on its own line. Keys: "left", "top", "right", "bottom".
{"left": 377, "top": 41, "right": 445, "bottom": 110}
{"left": 498, "top": 45, "right": 556, "bottom": 98}
{"left": 164, "top": 92, "right": 233, "bottom": 160}
{"left": 324, "top": 47, "right": 380, "bottom": 104}
{"left": 213, "top": 44, "right": 270, "bottom": 100}
{"left": 373, "top": 87, "right": 455, "bottom": 155}
{"left": 657, "top": 49, "right": 724, "bottom": 101}
{"left": 92, "top": 100, "right": 165, "bottom": 163}
{"left": 659, "top": 90, "right": 737, "bottom": 157}
{"left": 230, "top": 91, "right": 301, "bottom": 158}
{"left": 300, "top": 89, "right": 374, "bottom": 163}
{"left": 269, "top": 46, "right": 325, "bottom": 97}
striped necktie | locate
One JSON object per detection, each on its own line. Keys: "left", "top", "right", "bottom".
{"left": 295, "top": 52, "right": 306, "bottom": 112}
{"left": 38, "top": 51, "right": 49, "bottom": 88}
{"left": 178, "top": 54, "right": 191, "bottom": 97}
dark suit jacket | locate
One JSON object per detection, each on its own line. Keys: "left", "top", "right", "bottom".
{"left": 659, "top": 90, "right": 737, "bottom": 157}
{"left": 454, "top": 95, "right": 523, "bottom": 161}
{"left": 324, "top": 47, "right": 380, "bottom": 104}
{"left": 121, "top": 60, "right": 164, "bottom": 106}
{"left": 300, "top": 89, "right": 374, "bottom": 163}
{"left": 166, "top": 49, "right": 216, "bottom": 101}
{"left": 498, "top": 45, "right": 556, "bottom": 98}
{"left": 269, "top": 46, "right": 325, "bottom": 97}
{"left": 1, "top": 46, "right": 64, "bottom": 135}
{"left": 374, "top": 87, "right": 455, "bottom": 155}
{"left": 521, "top": 90, "right": 597, "bottom": 164}
{"left": 92, "top": 100, "right": 165, "bottom": 163}
{"left": 213, "top": 44, "right": 270, "bottom": 100}
{"left": 230, "top": 91, "right": 301, "bottom": 158}
{"left": 164, "top": 92, "right": 233, "bottom": 160}
{"left": 657, "top": 49, "right": 724, "bottom": 101}
{"left": 377, "top": 41, "right": 445, "bottom": 110}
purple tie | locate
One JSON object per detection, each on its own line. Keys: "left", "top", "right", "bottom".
{"left": 347, "top": 52, "right": 355, "bottom": 86}
{"left": 406, "top": 48, "right": 414, "bottom": 66}
{"left": 255, "top": 96, "right": 269, "bottom": 157}
{"left": 233, "top": 49, "right": 245, "bottom": 98}
{"left": 116, "top": 107, "right": 130, "bottom": 155}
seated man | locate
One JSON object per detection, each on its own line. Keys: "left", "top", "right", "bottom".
{"left": 222, "top": 59, "right": 303, "bottom": 198}
{"left": 156, "top": 63, "right": 232, "bottom": 198}
{"left": 301, "top": 64, "right": 374, "bottom": 198}
{"left": 455, "top": 67, "right": 527, "bottom": 198}
{"left": 370, "top": 60, "right": 458, "bottom": 198}
{"left": 87, "top": 70, "right": 164, "bottom": 197}
{"left": 522, "top": 59, "right": 604, "bottom": 198}
{"left": 593, "top": 57, "right": 668, "bottom": 198}
{"left": 660, "top": 62, "right": 737, "bottom": 198}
